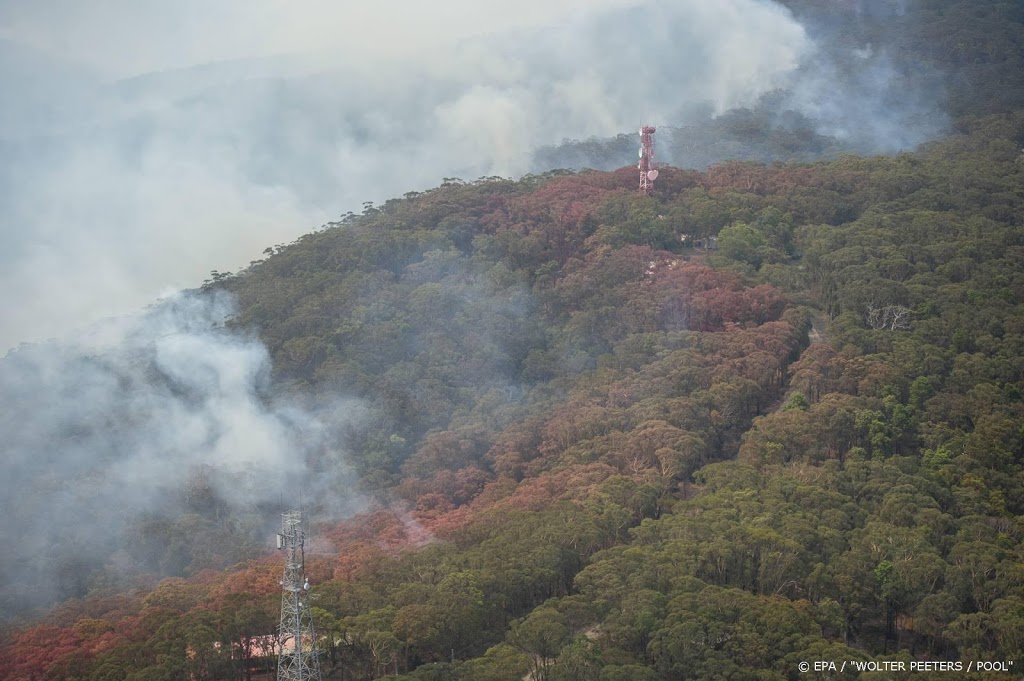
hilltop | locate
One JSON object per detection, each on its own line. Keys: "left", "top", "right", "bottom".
{"left": 2, "top": 107, "right": 1023, "bottom": 679}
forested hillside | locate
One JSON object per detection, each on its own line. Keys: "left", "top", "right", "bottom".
{"left": 3, "top": 105, "right": 1023, "bottom": 679}
{"left": 4, "top": 1, "right": 1024, "bottom": 678}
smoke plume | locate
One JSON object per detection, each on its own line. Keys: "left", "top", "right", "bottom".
{"left": 0, "top": 0, "right": 813, "bottom": 350}
{"left": 0, "top": 291, "right": 364, "bottom": 615}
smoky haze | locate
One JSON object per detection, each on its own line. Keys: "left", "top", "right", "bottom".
{"left": 0, "top": 0, "right": 951, "bottom": 616}
{"left": 0, "top": 0, "right": 818, "bottom": 351}
{"left": 0, "top": 291, "right": 365, "bottom": 614}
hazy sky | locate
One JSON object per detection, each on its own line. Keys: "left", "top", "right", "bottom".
{"left": 0, "top": 0, "right": 642, "bottom": 78}
{"left": 0, "top": 0, "right": 814, "bottom": 350}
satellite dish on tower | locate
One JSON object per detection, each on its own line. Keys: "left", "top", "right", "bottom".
{"left": 647, "top": 169, "right": 659, "bottom": 181}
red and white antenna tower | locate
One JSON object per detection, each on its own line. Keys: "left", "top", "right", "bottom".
{"left": 638, "top": 125, "right": 658, "bottom": 196}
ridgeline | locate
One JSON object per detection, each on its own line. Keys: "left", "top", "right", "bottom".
{"left": 3, "top": 109, "right": 1024, "bottom": 679}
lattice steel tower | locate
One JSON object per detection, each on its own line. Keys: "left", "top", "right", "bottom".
{"left": 276, "top": 510, "right": 322, "bottom": 681}
{"left": 638, "top": 125, "right": 658, "bottom": 195}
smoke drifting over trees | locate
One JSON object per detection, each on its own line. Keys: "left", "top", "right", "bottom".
{"left": 1, "top": 1, "right": 1023, "bottom": 677}
{"left": 0, "top": 293, "right": 363, "bottom": 614}
{"left": 536, "top": 0, "right": 957, "bottom": 171}
{"left": 0, "top": 0, "right": 953, "bottom": 351}
{"left": 1, "top": 0, "right": 1017, "bottom": 624}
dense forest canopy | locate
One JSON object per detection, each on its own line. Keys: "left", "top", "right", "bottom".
{"left": 2, "top": 1, "right": 1024, "bottom": 680}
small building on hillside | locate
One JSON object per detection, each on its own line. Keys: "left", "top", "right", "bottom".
{"left": 679, "top": 233, "right": 718, "bottom": 250}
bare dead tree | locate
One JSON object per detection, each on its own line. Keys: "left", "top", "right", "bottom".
{"left": 865, "top": 303, "right": 912, "bottom": 331}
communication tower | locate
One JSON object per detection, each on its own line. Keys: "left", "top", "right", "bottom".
{"left": 277, "top": 510, "right": 323, "bottom": 681}
{"left": 638, "top": 125, "right": 658, "bottom": 195}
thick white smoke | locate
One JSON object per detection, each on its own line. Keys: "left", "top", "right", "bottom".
{"left": 0, "top": 0, "right": 811, "bottom": 350}
{"left": 0, "top": 291, "right": 364, "bottom": 612}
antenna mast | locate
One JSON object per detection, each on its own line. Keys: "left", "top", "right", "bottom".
{"left": 277, "top": 510, "right": 323, "bottom": 681}
{"left": 638, "top": 125, "right": 658, "bottom": 195}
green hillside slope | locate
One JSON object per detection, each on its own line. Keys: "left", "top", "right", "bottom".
{"left": 4, "top": 111, "right": 1022, "bottom": 680}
